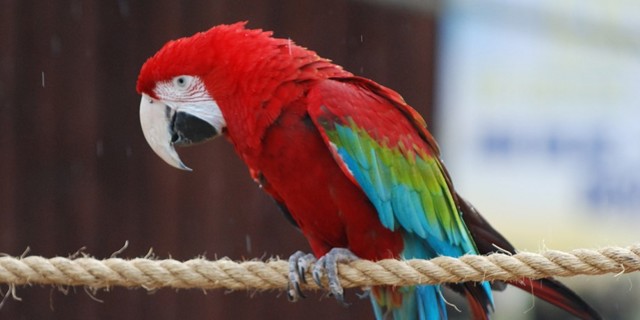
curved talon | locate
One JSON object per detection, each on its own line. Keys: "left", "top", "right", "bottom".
{"left": 312, "top": 264, "right": 324, "bottom": 288}
{"left": 287, "top": 281, "right": 304, "bottom": 301}
{"left": 312, "top": 248, "right": 359, "bottom": 306}
{"left": 287, "top": 251, "right": 316, "bottom": 302}
{"left": 288, "top": 248, "right": 359, "bottom": 306}
{"left": 296, "top": 253, "right": 315, "bottom": 284}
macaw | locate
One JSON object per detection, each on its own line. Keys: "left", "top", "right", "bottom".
{"left": 136, "top": 22, "right": 601, "bottom": 320}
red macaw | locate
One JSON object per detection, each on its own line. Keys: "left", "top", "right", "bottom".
{"left": 136, "top": 22, "right": 601, "bottom": 320}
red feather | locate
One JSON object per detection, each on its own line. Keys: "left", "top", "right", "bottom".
{"left": 137, "top": 23, "right": 601, "bottom": 320}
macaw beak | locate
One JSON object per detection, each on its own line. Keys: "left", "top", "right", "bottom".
{"left": 139, "top": 94, "right": 218, "bottom": 171}
{"left": 139, "top": 95, "right": 192, "bottom": 171}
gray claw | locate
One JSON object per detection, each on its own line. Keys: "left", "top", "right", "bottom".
{"left": 287, "top": 281, "right": 304, "bottom": 301}
{"left": 312, "top": 263, "right": 324, "bottom": 288}
{"left": 296, "top": 253, "right": 315, "bottom": 284}
{"left": 287, "top": 251, "right": 317, "bottom": 302}
{"left": 312, "top": 248, "right": 359, "bottom": 306}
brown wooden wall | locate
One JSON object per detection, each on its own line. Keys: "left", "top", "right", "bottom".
{"left": 0, "top": 0, "right": 437, "bottom": 319}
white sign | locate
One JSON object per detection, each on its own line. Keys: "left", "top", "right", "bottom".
{"left": 436, "top": 0, "right": 640, "bottom": 249}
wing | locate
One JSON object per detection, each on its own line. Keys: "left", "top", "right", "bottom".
{"left": 306, "top": 77, "right": 597, "bottom": 319}
{"left": 307, "top": 77, "right": 477, "bottom": 259}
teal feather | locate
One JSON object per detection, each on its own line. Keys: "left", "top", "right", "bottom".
{"left": 320, "top": 119, "right": 492, "bottom": 319}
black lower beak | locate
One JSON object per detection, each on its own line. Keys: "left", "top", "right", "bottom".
{"left": 170, "top": 111, "right": 218, "bottom": 146}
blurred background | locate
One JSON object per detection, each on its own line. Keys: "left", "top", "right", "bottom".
{"left": 1, "top": 0, "right": 638, "bottom": 319}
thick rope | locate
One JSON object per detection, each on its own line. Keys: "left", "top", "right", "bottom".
{"left": 1, "top": 244, "right": 639, "bottom": 291}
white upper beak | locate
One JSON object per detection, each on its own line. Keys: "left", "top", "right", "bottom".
{"left": 139, "top": 94, "right": 192, "bottom": 171}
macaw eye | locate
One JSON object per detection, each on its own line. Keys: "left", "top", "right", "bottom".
{"left": 172, "top": 75, "right": 192, "bottom": 89}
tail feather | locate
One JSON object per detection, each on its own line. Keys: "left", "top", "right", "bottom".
{"left": 371, "top": 285, "right": 447, "bottom": 320}
{"left": 508, "top": 278, "right": 602, "bottom": 320}
{"left": 448, "top": 281, "right": 494, "bottom": 320}
{"left": 465, "top": 290, "right": 490, "bottom": 320}
{"left": 464, "top": 282, "right": 493, "bottom": 320}
{"left": 372, "top": 282, "right": 495, "bottom": 320}
{"left": 416, "top": 286, "right": 448, "bottom": 320}
{"left": 457, "top": 193, "right": 602, "bottom": 320}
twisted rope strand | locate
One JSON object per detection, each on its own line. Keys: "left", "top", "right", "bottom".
{"left": 1, "top": 244, "right": 638, "bottom": 291}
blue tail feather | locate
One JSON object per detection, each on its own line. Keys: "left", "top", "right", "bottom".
{"left": 370, "top": 233, "right": 493, "bottom": 319}
{"left": 371, "top": 285, "right": 447, "bottom": 320}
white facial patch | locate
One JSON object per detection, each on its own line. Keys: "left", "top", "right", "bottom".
{"left": 140, "top": 75, "right": 226, "bottom": 171}
{"left": 154, "top": 75, "right": 226, "bottom": 134}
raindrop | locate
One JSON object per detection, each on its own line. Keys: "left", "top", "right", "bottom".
{"left": 245, "top": 234, "right": 252, "bottom": 254}
{"left": 50, "top": 35, "right": 62, "bottom": 56}
{"left": 96, "top": 140, "right": 104, "bottom": 157}
{"left": 70, "top": 0, "right": 83, "bottom": 19}
{"left": 117, "top": 0, "right": 130, "bottom": 17}
{"left": 41, "top": 71, "right": 45, "bottom": 88}
{"left": 360, "top": 35, "right": 364, "bottom": 43}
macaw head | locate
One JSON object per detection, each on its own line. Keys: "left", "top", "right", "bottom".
{"left": 137, "top": 34, "right": 221, "bottom": 170}
{"left": 137, "top": 76, "right": 223, "bottom": 171}
{"left": 136, "top": 22, "right": 262, "bottom": 170}
{"left": 137, "top": 22, "right": 350, "bottom": 170}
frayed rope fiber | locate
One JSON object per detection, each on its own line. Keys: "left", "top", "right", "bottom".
{"left": 1, "top": 244, "right": 639, "bottom": 291}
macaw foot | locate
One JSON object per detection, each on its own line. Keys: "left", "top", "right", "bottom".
{"left": 287, "top": 248, "right": 359, "bottom": 305}
{"left": 287, "top": 251, "right": 316, "bottom": 302}
{"left": 312, "top": 247, "right": 359, "bottom": 305}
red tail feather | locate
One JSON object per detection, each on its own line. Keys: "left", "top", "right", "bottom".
{"left": 508, "top": 278, "right": 602, "bottom": 320}
{"left": 456, "top": 194, "right": 602, "bottom": 320}
{"left": 465, "top": 289, "right": 491, "bottom": 320}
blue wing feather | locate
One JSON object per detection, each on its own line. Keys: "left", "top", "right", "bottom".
{"left": 307, "top": 78, "right": 494, "bottom": 319}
